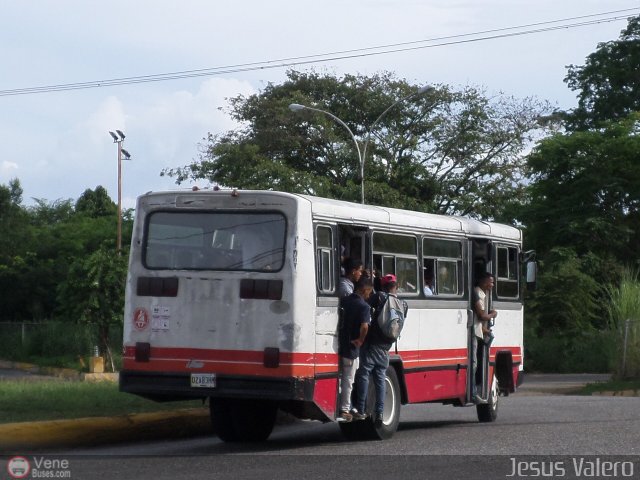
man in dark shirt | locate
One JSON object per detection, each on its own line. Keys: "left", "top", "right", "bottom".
{"left": 338, "top": 278, "right": 373, "bottom": 421}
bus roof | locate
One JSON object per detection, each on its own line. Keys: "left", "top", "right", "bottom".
{"left": 295, "top": 194, "right": 521, "bottom": 242}
{"left": 139, "top": 189, "right": 522, "bottom": 242}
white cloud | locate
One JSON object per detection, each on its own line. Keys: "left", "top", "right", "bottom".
{"left": 82, "top": 96, "right": 128, "bottom": 145}
{"left": 1, "top": 160, "right": 19, "bottom": 177}
{"left": 129, "top": 77, "right": 255, "bottom": 173}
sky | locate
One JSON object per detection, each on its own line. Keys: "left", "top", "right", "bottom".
{"left": 1, "top": 1, "right": 639, "bottom": 209}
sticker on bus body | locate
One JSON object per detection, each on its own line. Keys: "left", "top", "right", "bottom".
{"left": 190, "top": 373, "right": 216, "bottom": 388}
{"left": 151, "top": 306, "right": 170, "bottom": 331}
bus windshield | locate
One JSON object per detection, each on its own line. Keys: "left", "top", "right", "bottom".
{"left": 144, "top": 211, "right": 286, "bottom": 272}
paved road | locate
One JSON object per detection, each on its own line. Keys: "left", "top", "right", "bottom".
{"left": 38, "top": 390, "right": 639, "bottom": 480}
{"left": 1, "top": 371, "right": 626, "bottom": 480}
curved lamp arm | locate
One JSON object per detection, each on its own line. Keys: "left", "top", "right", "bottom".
{"left": 289, "top": 103, "right": 364, "bottom": 202}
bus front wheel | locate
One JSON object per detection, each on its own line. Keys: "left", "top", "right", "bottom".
{"left": 476, "top": 375, "right": 499, "bottom": 423}
{"left": 210, "top": 398, "right": 277, "bottom": 442}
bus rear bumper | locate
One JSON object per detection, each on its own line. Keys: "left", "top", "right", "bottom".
{"left": 119, "top": 370, "right": 315, "bottom": 402}
{"left": 120, "top": 370, "right": 335, "bottom": 422}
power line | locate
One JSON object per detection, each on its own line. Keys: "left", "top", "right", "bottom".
{"left": 0, "top": 8, "right": 637, "bottom": 97}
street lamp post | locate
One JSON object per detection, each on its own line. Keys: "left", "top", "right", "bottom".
{"left": 109, "top": 130, "right": 131, "bottom": 253}
{"left": 289, "top": 85, "right": 432, "bottom": 204}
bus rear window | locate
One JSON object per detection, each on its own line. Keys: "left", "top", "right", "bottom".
{"left": 144, "top": 211, "right": 286, "bottom": 272}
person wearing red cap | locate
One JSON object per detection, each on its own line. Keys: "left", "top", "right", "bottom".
{"left": 352, "top": 273, "right": 400, "bottom": 426}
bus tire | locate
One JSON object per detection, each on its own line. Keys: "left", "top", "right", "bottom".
{"left": 476, "top": 375, "right": 499, "bottom": 423}
{"left": 210, "top": 398, "right": 277, "bottom": 442}
{"left": 339, "top": 366, "right": 401, "bottom": 441}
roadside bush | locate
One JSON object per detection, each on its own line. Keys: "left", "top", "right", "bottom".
{"left": 607, "top": 269, "right": 640, "bottom": 378}
{"left": 0, "top": 321, "right": 123, "bottom": 371}
{"left": 525, "top": 329, "right": 616, "bottom": 373}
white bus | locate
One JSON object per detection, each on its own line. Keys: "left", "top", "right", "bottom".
{"left": 120, "top": 189, "right": 535, "bottom": 441}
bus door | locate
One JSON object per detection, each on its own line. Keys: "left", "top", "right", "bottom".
{"left": 313, "top": 223, "right": 370, "bottom": 417}
{"left": 468, "top": 238, "right": 493, "bottom": 402}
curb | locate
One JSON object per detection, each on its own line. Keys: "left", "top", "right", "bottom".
{"left": 591, "top": 389, "right": 639, "bottom": 397}
{"left": 517, "top": 386, "right": 584, "bottom": 396}
{"left": 0, "top": 408, "right": 211, "bottom": 452}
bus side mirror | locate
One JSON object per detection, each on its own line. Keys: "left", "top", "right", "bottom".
{"left": 526, "top": 261, "right": 537, "bottom": 291}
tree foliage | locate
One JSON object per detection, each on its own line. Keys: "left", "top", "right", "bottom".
{"left": 164, "top": 71, "right": 550, "bottom": 219}
{"left": 522, "top": 16, "right": 640, "bottom": 371}
{"left": 0, "top": 179, "right": 27, "bottom": 262}
{"left": 57, "top": 246, "right": 128, "bottom": 371}
{"left": 0, "top": 184, "right": 131, "bottom": 323}
{"left": 75, "top": 186, "right": 117, "bottom": 218}
{"left": 565, "top": 15, "right": 640, "bottom": 130}
{"left": 527, "top": 248, "right": 601, "bottom": 335}
{"left": 522, "top": 114, "right": 640, "bottom": 265}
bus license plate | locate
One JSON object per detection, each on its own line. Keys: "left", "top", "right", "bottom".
{"left": 190, "top": 373, "right": 216, "bottom": 388}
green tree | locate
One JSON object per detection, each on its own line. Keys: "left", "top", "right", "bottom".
{"left": 521, "top": 16, "right": 640, "bottom": 372}
{"left": 28, "top": 198, "right": 74, "bottom": 226}
{"left": 522, "top": 115, "right": 640, "bottom": 265}
{"left": 75, "top": 186, "right": 117, "bottom": 218}
{"left": 0, "top": 179, "right": 26, "bottom": 262}
{"left": 164, "top": 71, "right": 549, "bottom": 219}
{"left": 0, "top": 179, "right": 35, "bottom": 320}
{"left": 565, "top": 15, "right": 640, "bottom": 130}
{"left": 57, "top": 246, "right": 128, "bottom": 371}
{"left": 527, "top": 248, "right": 601, "bottom": 335}
{"left": 0, "top": 183, "right": 127, "bottom": 322}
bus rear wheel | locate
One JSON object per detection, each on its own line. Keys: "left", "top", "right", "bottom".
{"left": 210, "top": 398, "right": 277, "bottom": 442}
{"left": 339, "top": 366, "right": 401, "bottom": 440}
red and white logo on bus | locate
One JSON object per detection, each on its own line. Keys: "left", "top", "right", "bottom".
{"left": 7, "top": 456, "right": 31, "bottom": 479}
{"left": 133, "top": 308, "right": 150, "bottom": 331}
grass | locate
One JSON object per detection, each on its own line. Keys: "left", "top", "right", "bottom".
{"left": 577, "top": 378, "right": 640, "bottom": 396}
{"left": 0, "top": 380, "right": 206, "bottom": 424}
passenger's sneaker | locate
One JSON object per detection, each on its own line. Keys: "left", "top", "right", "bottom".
{"left": 473, "top": 394, "right": 488, "bottom": 405}
{"left": 351, "top": 410, "right": 367, "bottom": 421}
{"left": 338, "top": 411, "right": 353, "bottom": 422}
{"left": 374, "top": 413, "right": 384, "bottom": 428}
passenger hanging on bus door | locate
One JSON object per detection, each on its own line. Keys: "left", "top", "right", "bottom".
{"left": 337, "top": 278, "right": 373, "bottom": 421}
{"left": 472, "top": 271, "right": 498, "bottom": 404}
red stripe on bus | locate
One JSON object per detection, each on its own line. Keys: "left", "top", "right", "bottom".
{"left": 122, "top": 345, "right": 522, "bottom": 378}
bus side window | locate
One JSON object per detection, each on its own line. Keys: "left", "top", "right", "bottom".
{"left": 372, "top": 232, "right": 419, "bottom": 295}
{"left": 316, "top": 226, "right": 335, "bottom": 293}
{"left": 423, "top": 238, "right": 464, "bottom": 297}
{"left": 496, "top": 245, "right": 519, "bottom": 298}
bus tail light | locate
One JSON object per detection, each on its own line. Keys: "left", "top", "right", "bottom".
{"left": 137, "top": 277, "right": 179, "bottom": 297}
{"left": 240, "top": 279, "right": 283, "bottom": 300}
